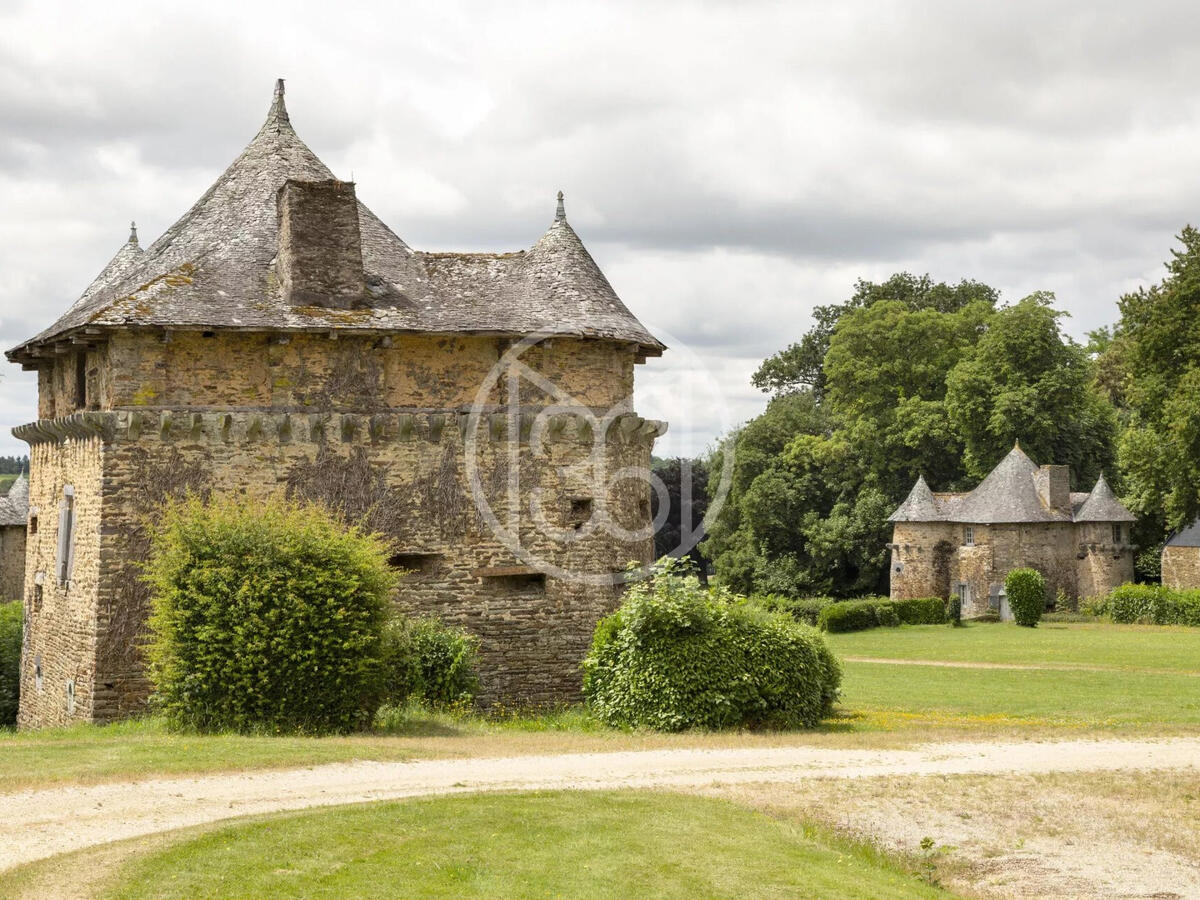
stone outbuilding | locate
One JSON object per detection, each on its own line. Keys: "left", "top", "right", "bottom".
{"left": 888, "top": 444, "right": 1135, "bottom": 618}
{"left": 8, "top": 81, "right": 666, "bottom": 728}
{"left": 1162, "top": 521, "right": 1200, "bottom": 590}
{"left": 0, "top": 472, "right": 29, "bottom": 601}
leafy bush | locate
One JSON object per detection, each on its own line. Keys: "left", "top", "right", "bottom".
{"left": 1004, "top": 568, "right": 1045, "bottom": 628}
{"left": 0, "top": 601, "right": 20, "bottom": 727}
{"left": 1103, "top": 583, "right": 1200, "bottom": 626}
{"left": 816, "top": 596, "right": 948, "bottom": 632}
{"left": 891, "top": 597, "right": 948, "bottom": 625}
{"left": 382, "top": 616, "right": 480, "bottom": 706}
{"left": 818, "top": 600, "right": 880, "bottom": 633}
{"left": 749, "top": 594, "right": 834, "bottom": 627}
{"left": 145, "top": 496, "right": 397, "bottom": 734}
{"left": 947, "top": 594, "right": 963, "bottom": 627}
{"left": 583, "top": 560, "right": 842, "bottom": 731}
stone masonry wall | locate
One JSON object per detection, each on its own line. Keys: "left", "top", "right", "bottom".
{"left": 89, "top": 409, "right": 656, "bottom": 717}
{"left": 17, "top": 437, "right": 104, "bottom": 728}
{"left": 1162, "top": 546, "right": 1200, "bottom": 591}
{"left": 891, "top": 520, "right": 1133, "bottom": 616}
{"left": 0, "top": 525, "right": 26, "bottom": 602}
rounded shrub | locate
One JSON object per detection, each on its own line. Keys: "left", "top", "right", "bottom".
{"left": 1004, "top": 568, "right": 1045, "bottom": 628}
{"left": 817, "top": 600, "right": 879, "bottom": 633}
{"left": 0, "top": 601, "right": 21, "bottom": 727}
{"left": 382, "top": 616, "right": 480, "bottom": 707}
{"left": 582, "top": 560, "right": 842, "bottom": 732}
{"left": 145, "top": 496, "right": 398, "bottom": 734}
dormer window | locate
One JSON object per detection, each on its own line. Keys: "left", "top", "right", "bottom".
{"left": 964, "top": 526, "right": 975, "bottom": 547}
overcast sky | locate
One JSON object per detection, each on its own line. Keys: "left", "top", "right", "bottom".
{"left": 2, "top": 0, "right": 1199, "bottom": 458}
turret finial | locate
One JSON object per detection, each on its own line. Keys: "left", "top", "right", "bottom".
{"left": 555, "top": 190, "right": 565, "bottom": 222}
{"left": 128, "top": 221, "right": 138, "bottom": 245}
{"left": 1014, "top": 438, "right": 1021, "bottom": 451}
{"left": 268, "top": 78, "right": 290, "bottom": 127}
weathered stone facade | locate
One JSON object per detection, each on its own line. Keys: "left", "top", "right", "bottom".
{"left": 888, "top": 446, "right": 1135, "bottom": 617}
{"left": 1162, "top": 521, "right": 1200, "bottom": 590}
{"left": 10, "top": 82, "right": 665, "bottom": 727}
{"left": 0, "top": 472, "right": 29, "bottom": 601}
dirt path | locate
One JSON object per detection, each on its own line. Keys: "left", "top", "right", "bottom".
{"left": 3, "top": 737, "right": 1199, "bottom": 875}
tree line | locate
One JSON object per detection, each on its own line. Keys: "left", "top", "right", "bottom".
{"left": 680, "top": 228, "right": 1200, "bottom": 597}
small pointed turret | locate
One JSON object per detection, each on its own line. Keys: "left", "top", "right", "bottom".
{"left": 555, "top": 190, "right": 566, "bottom": 222}
{"left": 128, "top": 221, "right": 138, "bottom": 246}
{"left": 889, "top": 474, "right": 941, "bottom": 522}
{"left": 1075, "top": 473, "right": 1135, "bottom": 522}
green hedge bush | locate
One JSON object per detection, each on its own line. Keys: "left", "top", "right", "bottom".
{"left": 1096, "top": 583, "right": 1200, "bottom": 626}
{"left": 145, "top": 496, "right": 398, "bottom": 734}
{"left": 749, "top": 594, "right": 834, "bottom": 627}
{"left": 382, "top": 616, "right": 480, "bottom": 707}
{"left": 817, "top": 597, "right": 948, "bottom": 633}
{"left": 1005, "top": 568, "right": 1045, "bottom": 628}
{"left": 817, "top": 600, "right": 880, "bottom": 633}
{"left": 0, "top": 601, "right": 20, "bottom": 727}
{"left": 583, "top": 560, "right": 842, "bottom": 731}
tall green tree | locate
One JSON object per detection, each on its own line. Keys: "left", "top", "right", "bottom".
{"left": 1115, "top": 226, "right": 1200, "bottom": 535}
{"left": 751, "top": 273, "right": 998, "bottom": 398}
{"left": 944, "top": 294, "right": 1116, "bottom": 485}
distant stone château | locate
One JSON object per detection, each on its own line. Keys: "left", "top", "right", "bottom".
{"left": 1162, "top": 521, "right": 1200, "bottom": 590}
{"left": 8, "top": 81, "right": 666, "bottom": 728}
{"left": 0, "top": 472, "right": 29, "bottom": 601}
{"left": 887, "top": 445, "right": 1134, "bottom": 617}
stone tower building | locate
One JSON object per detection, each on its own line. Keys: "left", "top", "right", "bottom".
{"left": 8, "top": 82, "right": 666, "bottom": 728}
{"left": 888, "top": 445, "right": 1134, "bottom": 617}
{"left": 1162, "top": 520, "right": 1200, "bottom": 590}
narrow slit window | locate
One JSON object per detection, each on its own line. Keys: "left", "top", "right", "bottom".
{"left": 74, "top": 353, "right": 87, "bottom": 409}
{"left": 55, "top": 486, "right": 76, "bottom": 585}
{"left": 1112, "top": 523, "right": 1122, "bottom": 544}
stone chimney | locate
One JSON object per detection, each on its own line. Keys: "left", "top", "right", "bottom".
{"left": 276, "top": 179, "right": 364, "bottom": 309}
{"left": 1035, "top": 465, "right": 1071, "bottom": 513}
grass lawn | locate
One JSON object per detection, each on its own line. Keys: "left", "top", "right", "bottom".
{"left": 2, "top": 622, "right": 1196, "bottom": 793}
{"left": 6, "top": 792, "right": 949, "bottom": 899}
{"left": 829, "top": 621, "right": 1200, "bottom": 730}
{"left": 830, "top": 620, "right": 1200, "bottom": 670}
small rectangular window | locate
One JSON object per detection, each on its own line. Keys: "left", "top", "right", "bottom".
{"left": 567, "top": 498, "right": 593, "bottom": 528}
{"left": 55, "top": 486, "right": 76, "bottom": 585}
{"left": 389, "top": 552, "right": 442, "bottom": 578}
{"left": 74, "top": 352, "right": 87, "bottom": 409}
{"left": 1112, "top": 523, "right": 1122, "bottom": 544}
{"left": 964, "top": 526, "right": 975, "bottom": 546}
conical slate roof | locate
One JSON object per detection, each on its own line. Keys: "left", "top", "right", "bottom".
{"left": 888, "top": 446, "right": 1135, "bottom": 525}
{"left": 888, "top": 475, "right": 939, "bottom": 522}
{"left": 0, "top": 472, "right": 29, "bottom": 527}
{"left": 1074, "top": 474, "right": 1135, "bottom": 522}
{"left": 8, "top": 81, "right": 663, "bottom": 365}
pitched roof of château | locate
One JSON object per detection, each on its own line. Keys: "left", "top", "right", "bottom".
{"left": 1166, "top": 519, "right": 1200, "bottom": 548}
{"left": 890, "top": 445, "right": 1135, "bottom": 525}
{"left": 0, "top": 472, "right": 29, "bottom": 527}
{"left": 8, "top": 81, "right": 663, "bottom": 365}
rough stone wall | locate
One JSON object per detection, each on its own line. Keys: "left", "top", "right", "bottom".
{"left": 888, "top": 522, "right": 956, "bottom": 600}
{"left": 1075, "top": 522, "right": 1134, "bottom": 600}
{"left": 101, "top": 332, "right": 636, "bottom": 412}
{"left": 16, "top": 437, "right": 104, "bottom": 728}
{"left": 90, "top": 410, "right": 655, "bottom": 715}
{"left": 37, "top": 345, "right": 110, "bottom": 419}
{"left": 1162, "top": 546, "right": 1200, "bottom": 591}
{"left": 0, "top": 525, "right": 26, "bottom": 602}
{"left": 890, "top": 520, "right": 1133, "bottom": 615}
